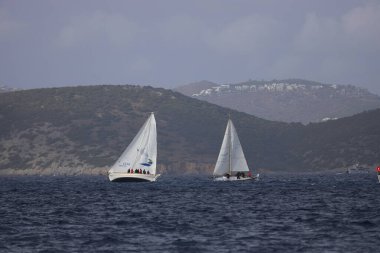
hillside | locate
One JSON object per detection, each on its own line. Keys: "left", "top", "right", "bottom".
{"left": 176, "top": 79, "right": 380, "bottom": 124}
{"left": 0, "top": 85, "right": 379, "bottom": 175}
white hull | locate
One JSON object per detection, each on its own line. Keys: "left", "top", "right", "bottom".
{"left": 109, "top": 172, "right": 160, "bottom": 182}
{"left": 214, "top": 174, "right": 259, "bottom": 182}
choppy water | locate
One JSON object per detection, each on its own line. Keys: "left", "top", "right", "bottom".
{"left": 0, "top": 173, "right": 379, "bottom": 252}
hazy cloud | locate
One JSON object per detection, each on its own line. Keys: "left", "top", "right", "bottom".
{"left": 295, "top": 2, "right": 380, "bottom": 54}
{"left": 0, "top": 1, "right": 379, "bottom": 94}
{"left": 57, "top": 11, "right": 137, "bottom": 47}
{"left": 159, "top": 15, "right": 206, "bottom": 45}
{"left": 0, "top": 8, "right": 25, "bottom": 40}
{"left": 295, "top": 13, "right": 342, "bottom": 53}
{"left": 270, "top": 1, "right": 380, "bottom": 92}
{"left": 206, "top": 15, "right": 280, "bottom": 54}
{"left": 343, "top": 2, "right": 380, "bottom": 51}
{"left": 128, "top": 57, "right": 152, "bottom": 74}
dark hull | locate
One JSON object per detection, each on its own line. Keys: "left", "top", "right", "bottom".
{"left": 111, "top": 177, "right": 151, "bottom": 182}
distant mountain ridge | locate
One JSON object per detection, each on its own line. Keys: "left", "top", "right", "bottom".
{"left": 0, "top": 84, "right": 379, "bottom": 175}
{"left": 176, "top": 79, "right": 380, "bottom": 123}
{"left": 0, "top": 85, "right": 20, "bottom": 93}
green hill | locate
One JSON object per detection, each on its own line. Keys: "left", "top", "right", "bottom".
{"left": 0, "top": 85, "right": 379, "bottom": 175}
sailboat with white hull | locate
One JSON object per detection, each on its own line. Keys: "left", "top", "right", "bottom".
{"left": 213, "top": 118, "right": 259, "bottom": 181}
{"left": 108, "top": 113, "right": 160, "bottom": 182}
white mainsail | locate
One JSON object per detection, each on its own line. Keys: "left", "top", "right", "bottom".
{"left": 213, "top": 119, "right": 249, "bottom": 177}
{"left": 109, "top": 113, "right": 157, "bottom": 176}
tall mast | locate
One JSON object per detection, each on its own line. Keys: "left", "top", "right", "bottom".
{"left": 228, "top": 115, "right": 232, "bottom": 175}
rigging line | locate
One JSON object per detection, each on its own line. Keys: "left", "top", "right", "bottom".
{"left": 229, "top": 120, "right": 232, "bottom": 176}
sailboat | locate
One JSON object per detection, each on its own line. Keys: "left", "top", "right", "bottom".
{"left": 213, "top": 118, "right": 259, "bottom": 181}
{"left": 108, "top": 113, "right": 160, "bottom": 182}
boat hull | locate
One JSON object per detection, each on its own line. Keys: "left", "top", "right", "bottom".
{"left": 214, "top": 174, "right": 259, "bottom": 182}
{"left": 109, "top": 172, "right": 160, "bottom": 182}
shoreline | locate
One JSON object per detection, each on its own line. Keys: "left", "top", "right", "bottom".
{"left": 0, "top": 167, "right": 375, "bottom": 177}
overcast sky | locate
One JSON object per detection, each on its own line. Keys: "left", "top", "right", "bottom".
{"left": 1, "top": 0, "right": 380, "bottom": 93}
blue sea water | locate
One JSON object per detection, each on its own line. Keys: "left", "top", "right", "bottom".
{"left": 0, "top": 173, "right": 379, "bottom": 252}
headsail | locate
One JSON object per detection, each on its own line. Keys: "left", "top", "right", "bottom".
{"left": 213, "top": 119, "right": 249, "bottom": 176}
{"left": 109, "top": 113, "right": 157, "bottom": 175}
{"left": 229, "top": 120, "right": 249, "bottom": 173}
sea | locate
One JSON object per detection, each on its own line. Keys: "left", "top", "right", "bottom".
{"left": 0, "top": 173, "right": 379, "bottom": 252}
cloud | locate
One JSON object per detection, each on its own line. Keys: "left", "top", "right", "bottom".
{"left": 128, "top": 57, "right": 152, "bottom": 74}
{"left": 294, "top": 13, "right": 342, "bottom": 54}
{"left": 0, "top": 8, "right": 25, "bottom": 40}
{"left": 295, "top": 2, "right": 380, "bottom": 55}
{"left": 342, "top": 2, "right": 380, "bottom": 52}
{"left": 57, "top": 11, "right": 137, "bottom": 47}
{"left": 159, "top": 15, "right": 206, "bottom": 45}
{"left": 270, "top": 1, "right": 380, "bottom": 89}
{"left": 205, "top": 15, "right": 280, "bottom": 54}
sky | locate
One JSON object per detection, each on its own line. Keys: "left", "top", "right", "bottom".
{"left": 1, "top": 0, "right": 380, "bottom": 93}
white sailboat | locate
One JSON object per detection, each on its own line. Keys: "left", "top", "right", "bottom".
{"left": 213, "top": 118, "right": 259, "bottom": 181}
{"left": 108, "top": 113, "right": 160, "bottom": 182}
